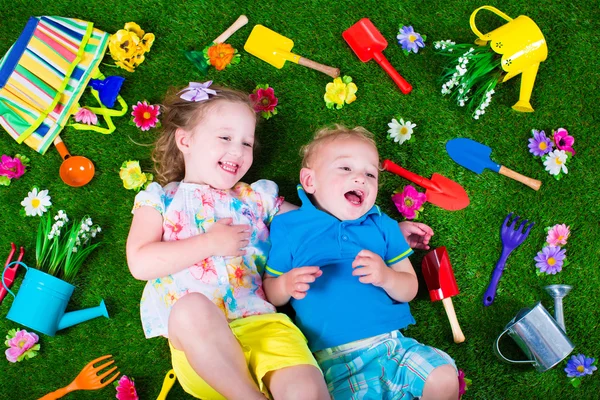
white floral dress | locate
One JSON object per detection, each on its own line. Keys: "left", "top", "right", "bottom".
{"left": 132, "top": 180, "right": 282, "bottom": 338}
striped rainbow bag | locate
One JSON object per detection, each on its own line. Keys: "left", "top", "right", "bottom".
{"left": 0, "top": 16, "right": 125, "bottom": 154}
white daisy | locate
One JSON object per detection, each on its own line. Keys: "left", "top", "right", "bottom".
{"left": 543, "top": 150, "right": 568, "bottom": 176}
{"left": 387, "top": 118, "right": 417, "bottom": 145}
{"left": 21, "top": 188, "right": 51, "bottom": 217}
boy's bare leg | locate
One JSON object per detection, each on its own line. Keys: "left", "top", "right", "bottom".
{"left": 169, "top": 293, "right": 267, "bottom": 400}
{"left": 264, "top": 364, "right": 330, "bottom": 400}
{"left": 421, "top": 364, "right": 459, "bottom": 400}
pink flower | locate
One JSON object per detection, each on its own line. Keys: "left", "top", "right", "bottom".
{"left": 5, "top": 329, "right": 39, "bottom": 363}
{"left": 249, "top": 86, "right": 278, "bottom": 119}
{"left": 553, "top": 128, "right": 575, "bottom": 155}
{"left": 0, "top": 155, "right": 26, "bottom": 179}
{"left": 458, "top": 369, "right": 472, "bottom": 398}
{"left": 74, "top": 107, "right": 98, "bottom": 125}
{"left": 115, "top": 375, "right": 138, "bottom": 400}
{"left": 132, "top": 101, "right": 161, "bottom": 131}
{"left": 547, "top": 224, "right": 570, "bottom": 247}
{"left": 392, "top": 185, "right": 427, "bottom": 220}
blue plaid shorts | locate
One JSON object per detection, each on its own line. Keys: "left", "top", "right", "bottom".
{"left": 315, "top": 331, "right": 456, "bottom": 400}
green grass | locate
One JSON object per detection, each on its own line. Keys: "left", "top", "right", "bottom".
{"left": 1, "top": 0, "right": 598, "bottom": 398}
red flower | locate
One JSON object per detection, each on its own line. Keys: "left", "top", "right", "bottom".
{"left": 131, "top": 101, "right": 160, "bottom": 131}
{"left": 115, "top": 375, "right": 138, "bottom": 400}
{"left": 249, "top": 86, "right": 278, "bottom": 119}
{"left": 392, "top": 185, "right": 427, "bottom": 219}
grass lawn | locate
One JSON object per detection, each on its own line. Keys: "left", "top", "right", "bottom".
{"left": 1, "top": 0, "right": 598, "bottom": 398}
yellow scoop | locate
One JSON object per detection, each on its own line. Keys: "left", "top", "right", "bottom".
{"left": 244, "top": 25, "right": 340, "bottom": 78}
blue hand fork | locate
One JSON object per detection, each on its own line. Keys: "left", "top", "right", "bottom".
{"left": 483, "top": 213, "right": 534, "bottom": 306}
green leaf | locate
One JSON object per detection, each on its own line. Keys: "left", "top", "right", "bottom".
{"left": 570, "top": 377, "right": 582, "bottom": 388}
{"left": 0, "top": 176, "right": 11, "bottom": 186}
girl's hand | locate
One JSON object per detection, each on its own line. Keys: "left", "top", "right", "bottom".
{"left": 282, "top": 266, "right": 323, "bottom": 300}
{"left": 207, "top": 218, "right": 251, "bottom": 257}
{"left": 351, "top": 250, "right": 390, "bottom": 287}
{"left": 399, "top": 221, "right": 434, "bottom": 250}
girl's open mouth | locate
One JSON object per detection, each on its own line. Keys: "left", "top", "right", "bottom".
{"left": 344, "top": 190, "right": 364, "bottom": 205}
{"left": 219, "top": 161, "right": 239, "bottom": 174}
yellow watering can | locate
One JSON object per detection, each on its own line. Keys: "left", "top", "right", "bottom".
{"left": 470, "top": 6, "right": 547, "bottom": 112}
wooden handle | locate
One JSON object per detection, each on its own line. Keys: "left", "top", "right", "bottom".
{"left": 442, "top": 297, "right": 465, "bottom": 343}
{"left": 53, "top": 136, "right": 70, "bottom": 160}
{"left": 298, "top": 57, "right": 340, "bottom": 78}
{"left": 213, "top": 15, "right": 248, "bottom": 43}
{"left": 498, "top": 166, "right": 542, "bottom": 191}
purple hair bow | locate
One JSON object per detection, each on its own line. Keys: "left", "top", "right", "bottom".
{"left": 179, "top": 81, "right": 218, "bottom": 102}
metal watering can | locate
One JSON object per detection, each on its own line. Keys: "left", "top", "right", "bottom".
{"left": 470, "top": 6, "right": 548, "bottom": 112}
{"left": 494, "top": 294, "right": 574, "bottom": 372}
{"left": 2, "top": 262, "right": 109, "bottom": 336}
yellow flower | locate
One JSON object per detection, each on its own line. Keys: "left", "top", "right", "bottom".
{"left": 108, "top": 23, "right": 155, "bottom": 72}
{"left": 108, "top": 29, "right": 139, "bottom": 60}
{"left": 119, "top": 160, "right": 153, "bottom": 191}
{"left": 123, "top": 22, "right": 145, "bottom": 38}
{"left": 324, "top": 76, "right": 358, "bottom": 109}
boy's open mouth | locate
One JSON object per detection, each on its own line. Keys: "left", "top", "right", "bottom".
{"left": 344, "top": 190, "right": 364, "bottom": 205}
{"left": 219, "top": 161, "right": 239, "bottom": 174}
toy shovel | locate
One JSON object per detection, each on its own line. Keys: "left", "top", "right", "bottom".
{"left": 446, "top": 138, "right": 542, "bottom": 190}
{"left": 422, "top": 247, "right": 465, "bottom": 343}
{"left": 244, "top": 25, "right": 340, "bottom": 78}
{"left": 343, "top": 18, "right": 412, "bottom": 94}
{"left": 382, "top": 160, "right": 470, "bottom": 211}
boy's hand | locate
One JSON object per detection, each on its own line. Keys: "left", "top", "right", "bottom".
{"left": 399, "top": 221, "right": 434, "bottom": 250}
{"left": 282, "top": 266, "right": 323, "bottom": 300}
{"left": 352, "top": 250, "right": 390, "bottom": 287}
{"left": 207, "top": 218, "right": 251, "bottom": 256}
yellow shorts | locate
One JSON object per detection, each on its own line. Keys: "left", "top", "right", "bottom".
{"left": 169, "top": 313, "right": 320, "bottom": 399}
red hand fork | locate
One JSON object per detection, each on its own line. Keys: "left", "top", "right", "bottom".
{"left": 0, "top": 243, "right": 24, "bottom": 304}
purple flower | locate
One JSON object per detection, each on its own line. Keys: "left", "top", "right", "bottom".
{"left": 564, "top": 354, "right": 597, "bottom": 378}
{"left": 528, "top": 130, "right": 553, "bottom": 156}
{"left": 397, "top": 26, "right": 425, "bottom": 53}
{"left": 534, "top": 246, "right": 566, "bottom": 274}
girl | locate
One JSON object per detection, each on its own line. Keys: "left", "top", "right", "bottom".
{"left": 126, "top": 81, "right": 329, "bottom": 400}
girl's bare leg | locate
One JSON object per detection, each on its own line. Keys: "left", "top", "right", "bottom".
{"left": 264, "top": 364, "right": 330, "bottom": 400}
{"left": 169, "top": 293, "right": 266, "bottom": 400}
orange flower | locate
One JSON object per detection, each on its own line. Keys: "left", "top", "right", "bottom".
{"left": 207, "top": 43, "right": 235, "bottom": 70}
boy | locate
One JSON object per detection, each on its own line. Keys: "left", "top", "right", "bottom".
{"left": 263, "top": 126, "right": 458, "bottom": 400}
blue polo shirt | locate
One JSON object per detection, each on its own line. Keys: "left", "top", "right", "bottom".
{"left": 266, "top": 185, "right": 415, "bottom": 351}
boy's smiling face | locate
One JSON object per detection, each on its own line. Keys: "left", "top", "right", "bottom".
{"left": 301, "top": 135, "right": 379, "bottom": 221}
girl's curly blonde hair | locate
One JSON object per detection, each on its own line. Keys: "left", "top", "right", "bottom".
{"left": 152, "top": 85, "right": 256, "bottom": 185}
{"left": 300, "top": 124, "right": 377, "bottom": 168}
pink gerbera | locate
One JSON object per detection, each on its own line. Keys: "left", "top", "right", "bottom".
{"left": 249, "top": 85, "right": 278, "bottom": 119}
{"left": 0, "top": 155, "right": 25, "bottom": 179}
{"left": 74, "top": 107, "right": 98, "bottom": 125}
{"left": 115, "top": 375, "right": 138, "bottom": 400}
{"left": 131, "top": 101, "right": 161, "bottom": 131}
{"left": 392, "top": 185, "right": 427, "bottom": 219}
{"left": 546, "top": 224, "right": 570, "bottom": 247}
{"left": 553, "top": 128, "right": 575, "bottom": 155}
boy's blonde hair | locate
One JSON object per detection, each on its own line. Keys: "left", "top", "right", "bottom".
{"left": 152, "top": 85, "right": 256, "bottom": 185}
{"left": 300, "top": 124, "right": 378, "bottom": 168}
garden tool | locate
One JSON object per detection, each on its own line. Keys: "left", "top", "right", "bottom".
{"left": 0, "top": 16, "right": 126, "bottom": 154}
{"left": 3, "top": 261, "right": 109, "bottom": 336}
{"left": 382, "top": 159, "right": 470, "bottom": 211}
{"left": 483, "top": 213, "right": 534, "bottom": 306}
{"left": 244, "top": 25, "right": 340, "bottom": 78}
{"left": 446, "top": 138, "right": 542, "bottom": 191}
{"left": 0, "top": 243, "right": 24, "bottom": 304}
{"left": 422, "top": 247, "right": 465, "bottom": 343}
{"left": 54, "top": 136, "right": 95, "bottom": 187}
{"left": 186, "top": 14, "right": 249, "bottom": 74}
{"left": 342, "top": 18, "right": 412, "bottom": 94}
{"left": 470, "top": 5, "right": 548, "bottom": 112}
{"left": 494, "top": 302, "right": 574, "bottom": 372}
{"left": 39, "top": 355, "right": 120, "bottom": 399}
{"left": 157, "top": 369, "right": 177, "bottom": 400}
{"left": 87, "top": 76, "right": 125, "bottom": 108}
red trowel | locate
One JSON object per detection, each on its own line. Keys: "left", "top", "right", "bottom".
{"left": 342, "top": 18, "right": 412, "bottom": 94}
{"left": 422, "top": 247, "right": 465, "bottom": 343}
